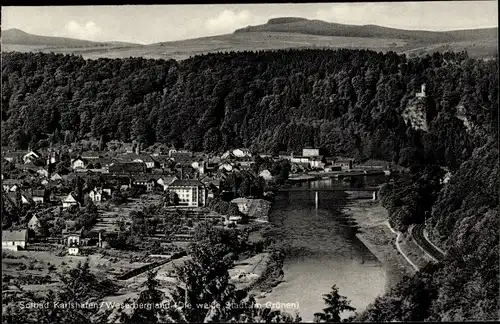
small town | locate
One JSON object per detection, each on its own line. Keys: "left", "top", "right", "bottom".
{"left": 1, "top": 2, "right": 498, "bottom": 323}
{"left": 1, "top": 140, "right": 388, "bottom": 320}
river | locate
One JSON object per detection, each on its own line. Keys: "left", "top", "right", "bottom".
{"left": 259, "top": 176, "right": 388, "bottom": 322}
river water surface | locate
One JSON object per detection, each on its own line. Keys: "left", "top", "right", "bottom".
{"left": 259, "top": 177, "right": 387, "bottom": 322}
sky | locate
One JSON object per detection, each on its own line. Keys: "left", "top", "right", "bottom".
{"left": 2, "top": 2, "right": 498, "bottom": 44}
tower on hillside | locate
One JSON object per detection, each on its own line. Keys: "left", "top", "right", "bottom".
{"left": 416, "top": 84, "right": 426, "bottom": 98}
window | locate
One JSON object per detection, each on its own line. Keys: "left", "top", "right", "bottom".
{"left": 192, "top": 188, "right": 197, "bottom": 202}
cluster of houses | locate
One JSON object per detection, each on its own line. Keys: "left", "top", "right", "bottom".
{"left": 3, "top": 145, "right": 356, "bottom": 210}
{"left": 2, "top": 142, "right": 358, "bottom": 252}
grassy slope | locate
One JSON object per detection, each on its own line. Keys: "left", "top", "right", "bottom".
{"left": 2, "top": 32, "right": 410, "bottom": 60}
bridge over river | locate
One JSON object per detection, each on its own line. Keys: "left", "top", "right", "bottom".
{"left": 269, "top": 185, "right": 382, "bottom": 208}
{"left": 274, "top": 186, "right": 381, "bottom": 192}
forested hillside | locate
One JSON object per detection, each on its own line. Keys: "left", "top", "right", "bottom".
{"left": 359, "top": 139, "right": 498, "bottom": 321}
{"left": 1, "top": 50, "right": 497, "bottom": 169}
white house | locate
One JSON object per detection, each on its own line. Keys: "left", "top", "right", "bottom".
{"left": 2, "top": 229, "right": 27, "bottom": 251}
{"left": 290, "top": 156, "right": 310, "bottom": 164}
{"left": 23, "top": 150, "right": 41, "bottom": 164}
{"left": 68, "top": 247, "right": 80, "bottom": 255}
{"left": 62, "top": 193, "right": 80, "bottom": 209}
{"left": 72, "top": 158, "right": 87, "bottom": 169}
{"left": 309, "top": 157, "right": 325, "bottom": 169}
{"left": 191, "top": 160, "right": 206, "bottom": 174}
{"left": 31, "top": 189, "right": 48, "bottom": 204}
{"left": 232, "top": 149, "right": 252, "bottom": 158}
{"left": 88, "top": 188, "right": 103, "bottom": 202}
{"left": 259, "top": 170, "right": 274, "bottom": 181}
{"left": 46, "top": 151, "right": 58, "bottom": 165}
{"left": 166, "top": 179, "right": 207, "bottom": 207}
{"left": 219, "top": 162, "right": 235, "bottom": 172}
{"left": 64, "top": 228, "right": 84, "bottom": 247}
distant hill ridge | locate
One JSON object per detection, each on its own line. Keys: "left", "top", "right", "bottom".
{"left": 2, "top": 28, "right": 139, "bottom": 47}
{"left": 235, "top": 17, "right": 498, "bottom": 43}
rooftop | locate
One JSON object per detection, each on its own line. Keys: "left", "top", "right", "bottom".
{"left": 168, "top": 179, "right": 205, "bottom": 187}
{"left": 32, "top": 189, "right": 46, "bottom": 197}
{"left": 2, "top": 229, "right": 27, "bottom": 242}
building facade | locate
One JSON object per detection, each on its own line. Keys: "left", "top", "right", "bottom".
{"left": 302, "top": 148, "right": 320, "bottom": 157}
{"left": 2, "top": 230, "right": 27, "bottom": 251}
{"left": 166, "top": 179, "right": 207, "bottom": 207}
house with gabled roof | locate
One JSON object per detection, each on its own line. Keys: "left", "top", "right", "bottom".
{"left": 62, "top": 193, "right": 80, "bottom": 210}
{"left": 88, "top": 187, "right": 104, "bottom": 203}
{"left": 51, "top": 173, "right": 64, "bottom": 181}
{"left": 23, "top": 150, "right": 42, "bottom": 164}
{"left": 28, "top": 214, "right": 41, "bottom": 228}
{"left": 31, "top": 189, "right": 49, "bottom": 204}
{"left": 62, "top": 227, "right": 84, "bottom": 247}
{"left": 72, "top": 157, "right": 88, "bottom": 169}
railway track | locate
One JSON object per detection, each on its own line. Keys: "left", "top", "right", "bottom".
{"left": 412, "top": 224, "right": 446, "bottom": 262}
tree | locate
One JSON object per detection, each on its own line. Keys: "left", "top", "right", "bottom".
{"left": 165, "top": 190, "right": 180, "bottom": 206}
{"left": 110, "top": 190, "right": 126, "bottom": 205}
{"left": 127, "top": 270, "right": 168, "bottom": 323}
{"left": 314, "top": 285, "right": 355, "bottom": 323}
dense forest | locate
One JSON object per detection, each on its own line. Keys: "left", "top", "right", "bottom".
{"left": 2, "top": 50, "right": 498, "bottom": 170}
{"left": 360, "top": 139, "right": 498, "bottom": 321}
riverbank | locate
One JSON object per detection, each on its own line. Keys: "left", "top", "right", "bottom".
{"left": 342, "top": 200, "right": 415, "bottom": 291}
